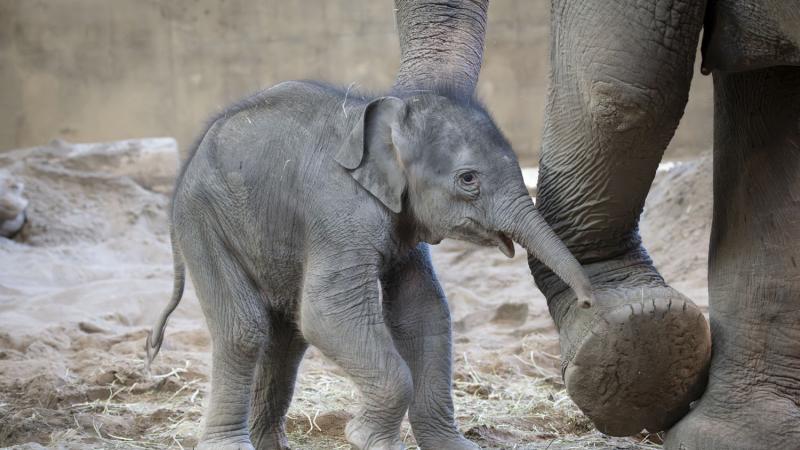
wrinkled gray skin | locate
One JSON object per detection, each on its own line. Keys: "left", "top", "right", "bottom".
{"left": 393, "top": 0, "right": 800, "bottom": 448}
{"left": 146, "top": 80, "right": 594, "bottom": 450}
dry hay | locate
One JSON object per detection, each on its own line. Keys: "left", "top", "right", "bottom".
{"left": 1, "top": 343, "right": 660, "bottom": 449}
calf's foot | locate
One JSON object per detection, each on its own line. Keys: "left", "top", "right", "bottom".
{"left": 537, "top": 252, "right": 711, "bottom": 436}
{"left": 197, "top": 438, "right": 256, "bottom": 450}
{"left": 345, "top": 415, "right": 406, "bottom": 450}
{"left": 251, "top": 428, "right": 290, "bottom": 450}
{"left": 431, "top": 436, "right": 480, "bottom": 450}
{"left": 413, "top": 431, "right": 479, "bottom": 450}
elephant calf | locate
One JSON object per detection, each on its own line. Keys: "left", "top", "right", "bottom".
{"left": 146, "top": 80, "right": 593, "bottom": 450}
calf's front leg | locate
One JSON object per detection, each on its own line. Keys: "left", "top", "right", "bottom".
{"left": 383, "top": 244, "right": 478, "bottom": 450}
{"left": 249, "top": 315, "right": 308, "bottom": 450}
{"left": 300, "top": 251, "right": 412, "bottom": 450}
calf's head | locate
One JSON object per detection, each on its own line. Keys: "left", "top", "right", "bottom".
{"left": 335, "top": 93, "right": 594, "bottom": 308}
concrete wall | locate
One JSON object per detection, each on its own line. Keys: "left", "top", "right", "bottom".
{"left": 0, "top": 0, "right": 712, "bottom": 164}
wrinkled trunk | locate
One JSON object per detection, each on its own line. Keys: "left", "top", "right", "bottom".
{"left": 499, "top": 195, "right": 594, "bottom": 308}
{"left": 393, "top": 0, "right": 489, "bottom": 95}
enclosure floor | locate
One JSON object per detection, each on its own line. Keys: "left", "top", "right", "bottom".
{"left": 0, "top": 142, "right": 711, "bottom": 449}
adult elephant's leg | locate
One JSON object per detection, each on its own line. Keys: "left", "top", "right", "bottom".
{"left": 383, "top": 245, "right": 478, "bottom": 450}
{"left": 530, "top": 0, "right": 711, "bottom": 435}
{"left": 249, "top": 314, "right": 308, "bottom": 450}
{"left": 665, "top": 67, "right": 800, "bottom": 449}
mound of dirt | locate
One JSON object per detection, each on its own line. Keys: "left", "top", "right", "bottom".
{"left": 641, "top": 154, "right": 713, "bottom": 309}
{"left": 0, "top": 139, "right": 210, "bottom": 448}
{"left": 0, "top": 138, "right": 710, "bottom": 449}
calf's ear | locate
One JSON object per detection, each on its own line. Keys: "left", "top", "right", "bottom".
{"left": 335, "top": 97, "right": 408, "bottom": 213}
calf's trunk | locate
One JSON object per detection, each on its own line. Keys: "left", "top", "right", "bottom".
{"left": 499, "top": 195, "right": 594, "bottom": 309}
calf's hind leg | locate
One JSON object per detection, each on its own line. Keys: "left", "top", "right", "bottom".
{"left": 180, "top": 230, "right": 269, "bottom": 450}
{"left": 249, "top": 313, "right": 308, "bottom": 450}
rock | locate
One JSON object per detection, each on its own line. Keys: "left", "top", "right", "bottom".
{"left": 0, "top": 138, "right": 173, "bottom": 245}
{"left": 56, "top": 137, "right": 180, "bottom": 194}
{"left": 0, "top": 170, "right": 28, "bottom": 238}
{"left": 78, "top": 321, "right": 107, "bottom": 334}
{"left": 491, "top": 302, "right": 529, "bottom": 327}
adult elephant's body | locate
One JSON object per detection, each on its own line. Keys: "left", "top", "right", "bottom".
{"left": 393, "top": 0, "right": 800, "bottom": 447}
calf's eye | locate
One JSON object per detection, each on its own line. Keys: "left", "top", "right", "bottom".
{"left": 459, "top": 172, "right": 477, "bottom": 185}
{"left": 456, "top": 171, "right": 480, "bottom": 198}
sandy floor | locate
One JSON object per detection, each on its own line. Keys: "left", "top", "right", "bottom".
{"left": 0, "top": 140, "right": 711, "bottom": 449}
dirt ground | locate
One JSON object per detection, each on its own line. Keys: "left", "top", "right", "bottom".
{"left": 0, "top": 139, "right": 712, "bottom": 449}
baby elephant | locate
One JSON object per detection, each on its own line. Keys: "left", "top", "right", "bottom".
{"left": 146, "top": 81, "right": 593, "bottom": 450}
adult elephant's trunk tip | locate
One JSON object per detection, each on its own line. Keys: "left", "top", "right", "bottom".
{"left": 502, "top": 196, "right": 595, "bottom": 310}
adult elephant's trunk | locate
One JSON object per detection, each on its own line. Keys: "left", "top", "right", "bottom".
{"left": 393, "top": 0, "right": 489, "bottom": 95}
{"left": 498, "top": 195, "right": 594, "bottom": 309}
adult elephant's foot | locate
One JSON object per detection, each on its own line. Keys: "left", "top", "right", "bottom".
{"left": 537, "top": 252, "right": 712, "bottom": 436}
{"left": 664, "top": 384, "right": 800, "bottom": 449}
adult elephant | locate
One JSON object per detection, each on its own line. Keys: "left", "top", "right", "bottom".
{"left": 393, "top": 0, "right": 800, "bottom": 448}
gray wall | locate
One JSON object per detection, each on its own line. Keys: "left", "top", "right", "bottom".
{"left": 0, "top": 0, "right": 712, "bottom": 164}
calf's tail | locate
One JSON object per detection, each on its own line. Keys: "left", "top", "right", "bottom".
{"left": 145, "top": 230, "right": 185, "bottom": 371}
